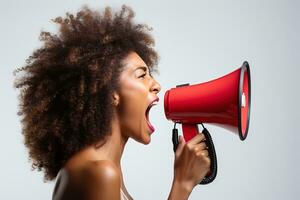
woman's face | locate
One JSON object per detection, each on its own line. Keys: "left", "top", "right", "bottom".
{"left": 116, "top": 51, "right": 161, "bottom": 144}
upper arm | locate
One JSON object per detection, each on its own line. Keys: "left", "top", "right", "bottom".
{"left": 80, "top": 160, "right": 121, "bottom": 200}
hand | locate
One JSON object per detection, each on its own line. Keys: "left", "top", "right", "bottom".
{"left": 173, "top": 133, "right": 211, "bottom": 192}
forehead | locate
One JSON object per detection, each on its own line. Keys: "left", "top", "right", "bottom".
{"left": 122, "top": 52, "right": 149, "bottom": 71}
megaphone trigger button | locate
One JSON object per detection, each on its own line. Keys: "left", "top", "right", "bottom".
{"left": 176, "top": 83, "right": 190, "bottom": 88}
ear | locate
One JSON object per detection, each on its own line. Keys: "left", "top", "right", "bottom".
{"left": 112, "top": 91, "right": 120, "bottom": 106}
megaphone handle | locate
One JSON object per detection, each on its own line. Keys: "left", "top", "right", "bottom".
{"left": 199, "top": 126, "right": 218, "bottom": 185}
{"left": 172, "top": 123, "right": 218, "bottom": 184}
{"left": 181, "top": 123, "right": 218, "bottom": 185}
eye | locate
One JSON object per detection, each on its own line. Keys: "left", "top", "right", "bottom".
{"left": 138, "top": 73, "right": 146, "bottom": 79}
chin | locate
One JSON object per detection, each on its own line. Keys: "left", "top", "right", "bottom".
{"left": 143, "top": 138, "right": 151, "bottom": 145}
{"left": 137, "top": 134, "right": 151, "bottom": 145}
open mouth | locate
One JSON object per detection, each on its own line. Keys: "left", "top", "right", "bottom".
{"left": 145, "top": 98, "right": 159, "bottom": 133}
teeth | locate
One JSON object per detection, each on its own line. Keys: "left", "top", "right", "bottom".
{"left": 151, "top": 102, "right": 157, "bottom": 106}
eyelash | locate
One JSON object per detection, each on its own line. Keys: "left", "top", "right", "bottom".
{"left": 139, "top": 73, "right": 147, "bottom": 79}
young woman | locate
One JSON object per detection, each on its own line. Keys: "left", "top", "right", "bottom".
{"left": 15, "top": 5, "right": 211, "bottom": 200}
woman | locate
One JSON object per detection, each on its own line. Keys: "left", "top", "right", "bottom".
{"left": 15, "top": 5, "right": 211, "bottom": 200}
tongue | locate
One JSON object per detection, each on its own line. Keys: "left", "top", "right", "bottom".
{"left": 146, "top": 118, "right": 155, "bottom": 132}
{"left": 146, "top": 107, "right": 155, "bottom": 132}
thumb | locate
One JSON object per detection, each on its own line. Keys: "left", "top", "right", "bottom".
{"left": 175, "top": 135, "right": 185, "bottom": 156}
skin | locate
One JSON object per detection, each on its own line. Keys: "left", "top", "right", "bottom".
{"left": 52, "top": 52, "right": 211, "bottom": 200}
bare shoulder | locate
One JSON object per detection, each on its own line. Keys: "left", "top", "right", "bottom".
{"left": 81, "top": 160, "right": 121, "bottom": 185}
{"left": 80, "top": 160, "right": 121, "bottom": 199}
{"left": 53, "top": 160, "right": 121, "bottom": 200}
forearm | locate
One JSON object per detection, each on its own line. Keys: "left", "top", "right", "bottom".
{"left": 167, "top": 179, "right": 193, "bottom": 200}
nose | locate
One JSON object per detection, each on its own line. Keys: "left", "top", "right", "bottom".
{"left": 150, "top": 78, "right": 161, "bottom": 94}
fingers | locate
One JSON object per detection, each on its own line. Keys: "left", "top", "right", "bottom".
{"left": 194, "top": 142, "right": 208, "bottom": 151}
{"left": 196, "top": 149, "right": 209, "bottom": 157}
{"left": 186, "top": 140, "right": 210, "bottom": 158}
{"left": 188, "top": 133, "right": 206, "bottom": 145}
{"left": 176, "top": 133, "right": 209, "bottom": 159}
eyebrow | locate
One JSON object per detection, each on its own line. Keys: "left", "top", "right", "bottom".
{"left": 134, "top": 65, "right": 153, "bottom": 77}
{"left": 134, "top": 66, "right": 149, "bottom": 73}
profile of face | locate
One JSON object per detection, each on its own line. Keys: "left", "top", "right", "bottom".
{"left": 114, "top": 51, "right": 161, "bottom": 144}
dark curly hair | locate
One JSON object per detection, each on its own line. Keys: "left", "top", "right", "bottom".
{"left": 14, "top": 5, "right": 159, "bottom": 181}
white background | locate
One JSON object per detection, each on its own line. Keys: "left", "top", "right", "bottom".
{"left": 1, "top": 0, "right": 299, "bottom": 199}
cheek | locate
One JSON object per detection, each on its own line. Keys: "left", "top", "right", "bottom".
{"left": 118, "top": 82, "right": 147, "bottom": 137}
{"left": 119, "top": 101, "right": 145, "bottom": 141}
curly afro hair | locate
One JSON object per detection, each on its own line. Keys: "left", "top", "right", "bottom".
{"left": 14, "top": 5, "right": 159, "bottom": 181}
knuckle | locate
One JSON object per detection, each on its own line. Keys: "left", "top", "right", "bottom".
{"left": 196, "top": 151, "right": 205, "bottom": 158}
{"left": 205, "top": 157, "right": 211, "bottom": 166}
{"left": 193, "top": 147, "right": 199, "bottom": 153}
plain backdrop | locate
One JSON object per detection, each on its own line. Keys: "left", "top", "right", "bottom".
{"left": 1, "top": 0, "right": 299, "bottom": 199}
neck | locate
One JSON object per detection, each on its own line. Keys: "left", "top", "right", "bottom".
{"left": 66, "top": 115, "right": 128, "bottom": 170}
{"left": 94, "top": 116, "right": 128, "bottom": 168}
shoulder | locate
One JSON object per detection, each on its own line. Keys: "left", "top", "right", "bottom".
{"left": 81, "top": 160, "right": 120, "bottom": 185}
{"left": 80, "top": 160, "right": 121, "bottom": 199}
{"left": 53, "top": 160, "right": 121, "bottom": 200}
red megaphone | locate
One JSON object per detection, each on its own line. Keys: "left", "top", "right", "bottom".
{"left": 164, "top": 61, "right": 251, "bottom": 141}
{"left": 164, "top": 61, "right": 251, "bottom": 184}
